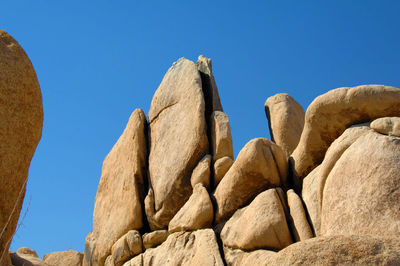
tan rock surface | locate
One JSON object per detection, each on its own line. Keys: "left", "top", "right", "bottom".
{"left": 10, "top": 247, "right": 46, "bottom": 266}
{"left": 214, "top": 138, "right": 287, "bottom": 223}
{"left": 0, "top": 30, "right": 43, "bottom": 266}
{"left": 142, "top": 230, "right": 169, "bottom": 249}
{"left": 264, "top": 235, "right": 400, "bottom": 265}
{"left": 190, "top": 155, "right": 211, "bottom": 189}
{"left": 371, "top": 116, "right": 400, "bottom": 137}
{"left": 210, "top": 111, "right": 233, "bottom": 161}
{"left": 301, "top": 124, "right": 371, "bottom": 236}
{"left": 291, "top": 85, "right": 400, "bottom": 181}
{"left": 84, "top": 109, "right": 147, "bottom": 266}
{"left": 221, "top": 189, "right": 292, "bottom": 251}
{"left": 213, "top": 156, "right": 233, "bottom": 187}
{"left": 265, "top": 93, "right": 304, "bottom": 157}
{"left": 110, "top": 230, "right": 143, "bottom": 266}
{"left": 316, "top": 124, "right": 371, "bottom": 209}
{"left": 286, "top": 189, "right": 313, "bottom": 241}
{"left": 146, "top": 58, "right": 208, "bottom": 230}
{"left": 321, "top": 131, "right": 400, "bottom": 237}
{"left": 127, "top": 229, "right": 224, "bottom": 266}
{"left": 223, "top": 247, "right": 275, "bottom": 266}
{"left": 168, "top": 184, "right": 213, "bottom": 233}
{"left": 43, "top": 250, "right": 83, "bottom": 266}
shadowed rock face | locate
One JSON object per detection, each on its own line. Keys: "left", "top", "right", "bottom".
{"left": 0, "top": 30, "right": 43, "bottom": 266}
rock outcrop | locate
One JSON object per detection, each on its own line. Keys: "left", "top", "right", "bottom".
{"left": 265, "top": 93, "right": 305, "bottom": 157}
{"left": 291, "top": 85, "right": 400, "bottom": 183}
{"left": 5, "top": 48, "right": 400, "bottom": 265}
{"left": 43, "top": 250, "right": 83, "bottom": 266}
{"left": 0, "top": 30, "right": 43, "bottom": 266}
{"left": 84, "top": 109, "right": 147, "bottom": 266}
{"left": 214, "top": 138, "right": 287, "bottom": 223}
{"left": 146, "top": 58, "right": 209, "bottom": 230}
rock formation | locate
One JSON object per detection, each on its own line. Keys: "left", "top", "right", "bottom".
{"left": 3, "top": 44, "right": 400, "bottom": 265}
{"left": 0, "top": 30, "right": 43, "bottom": 266}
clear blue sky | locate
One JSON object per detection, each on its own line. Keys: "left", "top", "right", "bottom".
{"left": 2, "top": 0, "right": 400, "bottom": 258}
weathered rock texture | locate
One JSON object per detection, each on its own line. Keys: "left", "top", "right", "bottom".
{"left": 291, "top": 85, "right": 400, "bottom": 182}
{"left": 43, "top": 250, "right": 83, "bottom": 266}
{"left": 127, "top": 229, "right": 224, "bottom": 266}
{"left": 321, "top": 131, "right": 400, "bottom": 237}
{"left": 214, "top": 138, "right": 287, "bottom": 223}
{"left": 168, "top": 184, "right": 213, "bottom": 233}
{"left": 146, "top": 58, "right": 208, "bottom": 230}
{"left": 84, "top": 109, "right": 147, "bottom": 266}
{"left": 371, "top": 116, "right": 400, "bottom": 137}
{"left": 265, "top": 93, "right": 305, "bottom": 157}
{"left": 221, "top": 189, "right": 292, "bottom": 251}
{"left": 0, "top": 30, "right": 43, "bottom": 266}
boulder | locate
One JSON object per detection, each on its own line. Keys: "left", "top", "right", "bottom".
{"left": 214, "top": 138, "right": 287, "bottom": 223}
{"left": 0, "top": 30, "right": 43, "bottom": 266}
{"left": 10, "top": 247, "right": 45, "bottom": 266}
{"left": 43, "top": 250, "right": 83, "bottom": 266}
{"left": 301, "top": 124, "right": 371, "bottom": 236}
{"left": 291, "top": 85, "right": 400, "bottom": 182}
{"left": 109, "top": 230, "right": 142, "bottom": 266}
{"left": 321, "top": 131, "right": 400, "bottom": 237}
{"left": 213, "top": 156, "right": 234, "bottom": 187}
{"left": 84, "top": 109, "right": 147, "bottom": 266}
{"left": 264, "top": 235, "right": 400, "bottom": 265}
{"left": 316, "top": 124, "right": 371, "bottom": 209}
{"left": 168, "top": 184, "right": 213, "bottom": 233}
{"left": 146, "top": 58, "right": 208, "bottom": 230}
{"left": 221, "top": 189, "right": 292, "bottom": 251}
{"left": 371, "top": 116, "right": 400, "bottom": 137}
{"left": 286, "top": 189, "right": 313, "bottom": 241}
{"left": 210, "top": 111, "right": 234, "bottom": 161}
{"left": 142, "top": 230, "right": 169, "bottom": 249}
{"left": 223, "top": 247, "right": 275, "bottom": 266}
{"left": 127, "top": 229, "right": 224, "bottom": 266}
{"left": 190, "top": 155, "right": 211, "bottom": 189}
{"left": 265, "top": 93, "right": 304, "bottom": 157}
